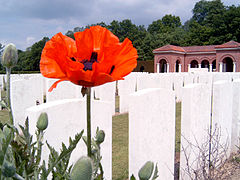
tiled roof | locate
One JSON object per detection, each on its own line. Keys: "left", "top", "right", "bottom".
{"left": 153, "top": 45, "right": 185, "bottom": 52}
{"left": 182, "top": 45, "right": 216, "bottom": 52}
{"left": 215, "top": 40, "right": 240, "bottom": 48}
{"left": 153, "top": 41, "right": 240, "bottom": 54}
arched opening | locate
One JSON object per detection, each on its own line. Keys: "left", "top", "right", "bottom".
{"left": 140, "top": 65, "right": 145, "bottom": 72}
{"left": 159, "top": 59, "right": 167, "bottom": 73}
{"left": 175, "top": 60, "right": 180, "bottom": 72}
{"left": 212, "top": 60, "right": 216, "bottom": 71}
{"left": 190, "top": 60, "right": 198, "bottom": 68}
{"left": 222, "top": 57, "right": 233, "bottom": 72}
{"left": 201, "top": 60, "right": 210, "bottom": 71}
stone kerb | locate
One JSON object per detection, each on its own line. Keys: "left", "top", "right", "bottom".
{"left": 129, "top": 88, "right": 175, "bottom": 180}
{"left": 118, "top": 73, "right": 137, "bottom": 113}
{"left": 92, "top": 81, "right": 116, "bottom": 115}
{"left": 212, "top": 80, "right": 233, "bottom": 157}
{"left": 25, "top": 98, "right": 112, "bottom": 180}
{"left": 11, "top": 78, "right": 44, "bottom": 127}
{"left": 232, "top": 79, "right": 240, "bottom": 153}
{"left": 46, "top": 79, "right": 82, "bottom": 102}
{"left": 180, "top": 83, "right": 212, "bottom": 180}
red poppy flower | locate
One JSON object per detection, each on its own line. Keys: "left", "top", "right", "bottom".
{"left": 40, "top": 25, "right": 138, "bottom": 92}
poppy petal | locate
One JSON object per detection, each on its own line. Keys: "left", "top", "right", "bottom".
{"left": 40, "top": 32, "right": 77, "bottom": 78}
{"left": 74, "top": 26, "right": 120, "bottom": 62}
{"left": 48, "top": 79, "right": 66, "bottom": 92}
{"left": 110, "top": 38, "right": 138, "bottom": 79}
{"left": 74, "top": 28, "right": 93, "bottom": 61}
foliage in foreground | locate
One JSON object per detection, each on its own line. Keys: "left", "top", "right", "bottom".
{"left": 0, "top": 117, "right": 84, "bottom": 180}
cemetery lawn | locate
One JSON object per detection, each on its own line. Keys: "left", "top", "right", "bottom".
{"left": 112, "top": 113, "right": 129, "bottom": 180}
{"left": 175, "top": 103, "right": 181, "bottom": 153}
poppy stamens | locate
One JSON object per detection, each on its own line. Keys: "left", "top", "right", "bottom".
{"left": 70, "top": 57, "right": 76, "bottom": 61}
{"left": 81, "top": 52, "right": 98, "bottom": 71}
{"left": 109, "top": 65, "right": 115, "bottom": 75}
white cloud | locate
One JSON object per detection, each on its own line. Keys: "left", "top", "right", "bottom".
{"left": 26, "top": 37, "right": 36, "bottom": 46}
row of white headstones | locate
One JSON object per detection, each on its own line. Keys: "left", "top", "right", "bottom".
{"left": 0, "top": 72, "right": 240, "bottom": 180}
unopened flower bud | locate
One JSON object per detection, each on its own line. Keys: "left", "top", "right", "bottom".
{"left": 36, "top": 112, "right": 48, "bottom": 131}
{"left": 96, "top": 130, "right": 105, "bottom": 144}
{"left": 70, "top": 156, "right": 93, "bottom": 180}
{"left": 1, "top": 43, "right": 18, "bottom": 68}
{"left": 138, "top": 161, "right": 154, "bottom": 180}
{"left": 2, "top": 160, "right": 16, "bottom": 177}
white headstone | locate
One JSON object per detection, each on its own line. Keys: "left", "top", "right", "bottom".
{"left": 173, "top": 74, "right": 184, "bottom": 102}
{"left": 180, "top": 83, "right": 212, "bottom": 180}
{"left": 92, "top": 82, "right": 116, "bottom": 115}
{"left": 231, "top": 79, "right": 240, "bottom": 153}
{"left": 183, "top": 73, "right": 194, "bottom": 86}
{"left": 11, "top": 78, "right": 44, "bottom": 126}
{"left": 46, "top": 79, "right": 82, "bottom": 102}
{"left": 25, "top": 98, "right": 112, "bottom": 180}
{"left": 212, "top": 80, "right": 233, "bottom": 157}
{"left": 129, "top": 88, "right": 175, "bottom": 180}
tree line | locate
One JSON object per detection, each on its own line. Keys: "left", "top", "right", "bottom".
{"left": 0, "top": 0, "right": 239, "bottom": 72}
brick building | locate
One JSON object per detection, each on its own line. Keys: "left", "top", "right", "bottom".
{"left": 153, "top": 41, "right": 240, "bottom": 73}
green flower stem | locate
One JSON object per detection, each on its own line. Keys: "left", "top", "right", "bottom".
{"left": 6, "top": 67, "right": 13, "bottom": 125}
{"left": 36, "top": 130, "right": 43, "bottom": 165}
{"left": 87, "top": 88, "right": 91, "bottom": 157}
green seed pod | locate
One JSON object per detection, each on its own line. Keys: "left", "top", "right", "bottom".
{"left": 36, "top": 112, "right": 48, "bottom": 131}
{"left": 96, "top": 130, "right": 105, "bottom": 144}
{"left": 1, "top": 43, "right": 18, "bottom": 68}
{"left": 138, "top": 161, "right": 154, "bottom": 180}
{"left": 70, "top": 156, "right": 93, "bottom": 180}
{"left": 3, "top": 126, "right": 11, "bottom": 137}
{"left": 2, "top": 160, "right": 16, "bottom": 177}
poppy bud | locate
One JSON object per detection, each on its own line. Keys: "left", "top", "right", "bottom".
{"left": 2, "top": 160, "right": 16, "bottom": 177}
{"left": 1, "top": 43, "right": 18, "bottom": 68}
{"left": 70, "top": 156, "right": 93, "bottom": 180}
{"left": 96, "top": 130, "right": 105, "bottom": 144}
{"left": 138, "top": 161, "right": 154, "bottom": 180}
{"left": 36, "top": 112, "right": 48, "bottom": 131}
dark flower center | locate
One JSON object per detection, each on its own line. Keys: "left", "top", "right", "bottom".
{"left": 109, "top": 65, "right": 115, "bottom": 75}
{"left": 81, "top": 52, "right": 98, "bottom": 71}
{"left": 70, "top": 52, "right": 115, "bottom": 74}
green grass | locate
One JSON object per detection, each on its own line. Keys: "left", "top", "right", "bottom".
{"left": 112, "top": 113, "right": 128, "bottom": 180}
{"left": 175, "top": 102, "right": 181, "bottom": 153}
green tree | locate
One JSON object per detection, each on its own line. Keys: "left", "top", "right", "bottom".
{"left": 147, "top": 19, "right": 164, "bottom": 34}
{"left": 16, "top": 37, "right": 49, "bottom": 71}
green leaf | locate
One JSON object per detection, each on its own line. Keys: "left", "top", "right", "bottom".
{"left": 45, "top": 130, "right": 84, "bottom": 178}
{"left": 0, "top": 100, "right": 8, "bottom": 109}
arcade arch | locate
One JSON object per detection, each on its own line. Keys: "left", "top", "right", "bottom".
{"left": 190, "top": 60, "right": 198, "bottom": 68}
{"left": 175, "top": 60, "right": 180, "bottom": 72}
{"left": 222, "top": 57, "right": 233, "bottom": 72}
{"left": 201, "top": 60, "right": 210, "bottom": 69}
{"left": 159, "top": 59, "right": 167, "bottom": 73}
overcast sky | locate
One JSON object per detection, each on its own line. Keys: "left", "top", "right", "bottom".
{"left": 0, "top": 0, "right": 239, "bottom": 50}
